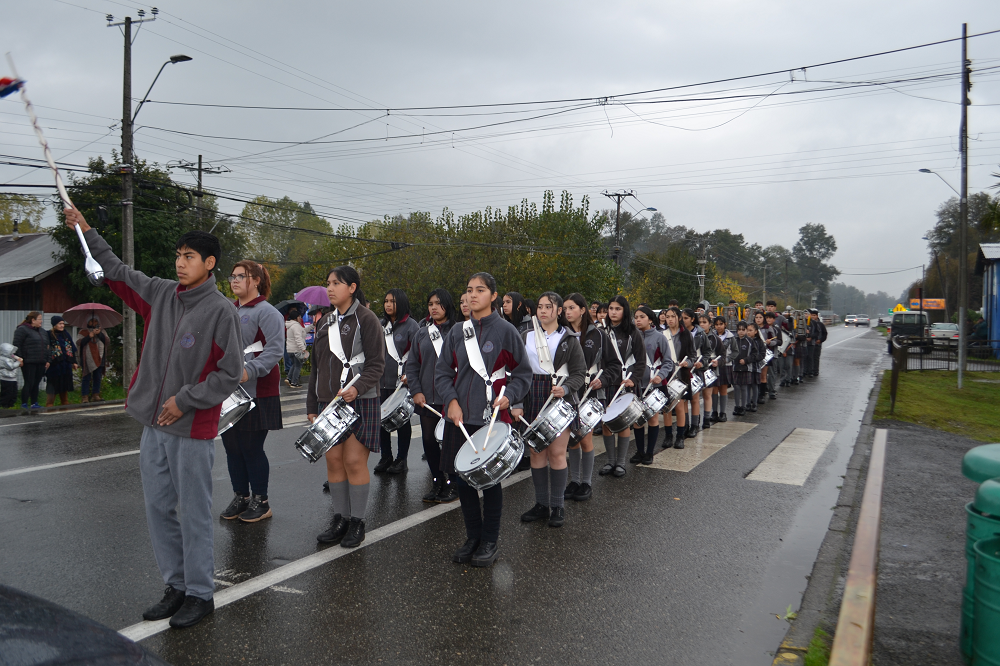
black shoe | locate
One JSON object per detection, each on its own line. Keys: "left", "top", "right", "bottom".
{"left": 168, "top": 596, "right": 214, "bottom": 629}
{"left": 471, "top": 541, "right": 499, "bottom": 567}
{"left": 758, "top": 392, "right": 768, "bottom": 402}
{"left": 317, "top": 514, "right": 350, "bottom": 544}
{"left": 421, "top": 453, "right": 427, "bottom": 461}
{"left": 386, "top": 458, "right": 408, "bottom": 474}
{"left": 613, "top": 464, "right": 627, "bottom": 477}
{"left": 239, "top": 496, "right": 272, "bottom": 523}
{"left": 769, "top": 392, "right": 776, "bottom": 399}
{"left": 521, "top": 503, "right": 550, "bottom": 522}
{"left": 516, "top": 457, "right": 531, "bottom": 472}
{"left": 220, "top": 494, "right": 249, "bottom": 520}
{"left": 642, "top": 453, "right": 654, "bottom": 465}
{"left": 423, "top": 478, "right": 444, "bottom": 503}
{"left": 143, "top": 586, "right": 186, "bottom": 621}
{"left": 710, "top": 411, "right": 718, "bottom": 423}
{"left": 373, "top": 457, "right": 393, "bottom": 473}
{"left": 685, "top": 424, "right": 698, "bottom": 439}
{"left": 574, "top": 483, "right": 593, "bottom": 501}
{"left": 673, "top": 438, "right": 685, "bottom": 450}
{"left": 564, "top": 481, "right": 580, "bottom": 499}
{"left": 702, "top": 418, "right": 712, "bottom": 430}
{"left": 548, "top": 507, "right": 565, "bottom": 527}
{"left": 436, "top": 481, "right": 458, "bottom": 503}
{"left": 748, "top": 405, "right": 758, "bottom": 412}
{"left": 734, "top": 407, "right": 744, "bottom": 416}
{"left": 322, "top": 481, "right": 330, "bottom": 492}
{"left": 340, "top": 518, "right": 365, "bottom": 548}
{"left": 629, "top": 451, "right": 643, "bottom": 464}
{"left": 718, "top": 412, "right": 728, "bottom": 422}
{"left": 452, "top": 537, "right": 480, "bottom": 563}
{"left": 598, "top": 463, "right": 614, "bottom": 476}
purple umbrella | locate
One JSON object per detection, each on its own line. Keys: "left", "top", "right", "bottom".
{"left": 295, "top": 286, "right": 331, "bottom": 307}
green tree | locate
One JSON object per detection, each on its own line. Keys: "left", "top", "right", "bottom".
{"left": 0, "top": 193, "right": 46, "bottom": 234}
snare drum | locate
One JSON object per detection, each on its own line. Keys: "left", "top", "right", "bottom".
{"left": 523, "top": 399, "right": 577, "bottom": 453}
{"left": 666, "top": 377, "right": 687, "bottom": 400}
{"left": 455, "top": 422, "right": 524, "bottom": 490}
{"left": 634, "top": 388, "right": 670, "bottom": 427}
{"left": 218, "top": 386, "right": 255, "bottom": 435}
{"left": 434, "top": 417, "right": 445, "bottom": 443}
{"left": 704, "top": 367, "right": 718, "bottom": 387}
{"left": 294, "top": 400, "right": 360, "bottom": 462}
{"left": 690, "top": 373, "right": 705, "bottom": 394}
{"left": 602, "top": 393, "right": 644, "bottom": 432}
{"left": 380, "top": 390, "right": 414, "bottom": 432}
{"left": 569, "top": 397, "right": 605, "bottom": 444}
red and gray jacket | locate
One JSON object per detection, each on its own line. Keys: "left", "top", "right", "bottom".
{"left": 234, "top": 295, "right": 284, "bottom": 399}
{"left": 85, "top": 229, "right": 243, "bottom": 440}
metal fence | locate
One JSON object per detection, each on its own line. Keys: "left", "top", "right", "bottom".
{"left": 895, "top": 338, "right": 1000, "bottom": 372}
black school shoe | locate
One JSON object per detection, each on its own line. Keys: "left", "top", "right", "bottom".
{"left": 386, "top": 458, "right": 407, "bottom": 474}
{"left": 220, "top": 493, "right": 249, "bottom": 520}
{"left": 423, "top": 478, "right": 444, "bottom": 503}
{"left": 317, "top": 514, "right": 350, "bottom": 544}
{"left": 613, "top": 464, "right": 627, "bottom": 477}
{"left": 564, "top": 481, "right": 580, "bottom": 499}
{"left": 548, "top": 507, "right": 565, "bottom": 527}
{"left": 373, "top": 457, "right": 393, "bottom": 473}
{"left": 573, "top": 483, "right": 593, "bottom": 501}
{"left": 642, "top": 453, "right": 654, "bottom": 465}
{"left": 471, "top": 541, "right": 499, "bottom": 567}
{"left": 452, "top": 538, "right": 480, "bottom": 563}
{"left": 521, "top": 503, "right": 550, "bottom": 522}
{"left": 143, "top": 586, "right": 186, "bottom": 621}
{"left": 717, "top": 412, "right": 728, "bottom": 422}
{"left": 239, "top": 496, "right": 272, "bottom": 523}
{"left": 629, "top": 451, "right": 643, "bottom": 464}
{"left": 436, "top": 481, "right": 459, "bottom": 503}
{"left": 168, "top": 596, "right": 214, "bottom": 629}
{"left": 341, "top": 518, "right": 365, "bottom": 548}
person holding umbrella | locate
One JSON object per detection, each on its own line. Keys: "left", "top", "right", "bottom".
{"left": 45, "top": 316, "right": 77, "bottom": 407}
{"left": 77, "top": 318, "right": 110, "bottom": 402}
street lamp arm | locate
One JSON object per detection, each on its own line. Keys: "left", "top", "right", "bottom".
{"left": 918, "top": 169, "right": 960, "bottom": 197}
{"left": 132, "top": 60, "right": 169, "bottom": 124}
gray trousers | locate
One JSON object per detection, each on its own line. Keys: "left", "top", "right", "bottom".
{"left": 812, "top": 343, "right": 823, "bottom": 375}
{"left": 779, "top": 353, "right": 793, "bottom": 383}
{"left": 139, "top": 426, "right": 216, "bottom": 600}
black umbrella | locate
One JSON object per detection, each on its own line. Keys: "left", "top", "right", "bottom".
{"left": 274, "top": 300, "right": 306, "bottom": 317}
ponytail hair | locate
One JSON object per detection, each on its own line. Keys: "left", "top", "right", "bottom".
{"left": 233, "top": 259, "right": 272, "bottom": 299}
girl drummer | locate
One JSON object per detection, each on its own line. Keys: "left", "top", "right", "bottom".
{"left": 660, "top": 307, "right": 694, "bottom": 449}
{"left": 697, "top": 313, "right": 717, "bottom": 430}
{"left": 710, "top": 316, "right": 735, "bottom": 422}
{"left": 681, "top": 308, "right": 709, "bottom": 439}
{"left": 309, "top": 266, "right": 386, "bottom": 548}
{"left": 519, "top": 292, "right": 587, "bottom": 528}
{"left": 405, "top": 288, "right": 458, "bottom": 504}
{"left": 433, "top": 272, "right": 531, "bottom": 567}
{"left": 563, "top": 293, "right": 620, "bottom": 502}
{"left": 220, "top": 261, "right": 285, "bottom": 523}
{"left": 376, "top": 289, "right": 420, "bottom": 475}
{"left": 753, "top": 311, "right": 770, "bottom": 404}
{"left": 632, "top": 306, "right": 674, "bottom": 465}
{"left": 599, "top": 296, "right": 646, "bottom": 477}
{"left": 747, "top": 320, "right": 766, "bottom": 411}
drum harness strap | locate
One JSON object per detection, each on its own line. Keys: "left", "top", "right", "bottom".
{"left": 462, "top": 320, "right": 507, "bottom": 421}
{"left": 530, "top": 316, "right": 569, "bottom": 416}
{"left": 383, "top": 320, "right": 411, "bottom": 387}
{"left": 607, "top": 327, "right": 635, "bottom": 377}
{"left": 427, "top": 323, "right": 445, "bottom": 358}
{"left": 328, "top": 311, "right": 365, "bottom": 385}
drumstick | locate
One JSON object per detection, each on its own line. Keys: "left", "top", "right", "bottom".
{"left": 485, "top": 384, "right": 506, "bottom": 443}
{"left": 609, "top": 372, "right": 632, "bottom": 405}
{"left": 457, "top": 421, "right": 477, "bottom": 453}
{"left": 422, "top": 404, "right": 443, "bottom": 419}
{"left": 517, "top": 414, "right": 533, "bottom": 429}
{"left": 330, "top": 374, "right": 361, "bottom": 406}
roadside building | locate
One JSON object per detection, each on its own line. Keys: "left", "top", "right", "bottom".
{"left": 975, "top": 242, "right": 1000, "bottom": 342}
{"left": 0, "top": 232, "right": 75, "bottom": 348}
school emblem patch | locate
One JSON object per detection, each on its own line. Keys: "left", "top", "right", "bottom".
{"left": 482, "top": 341, "right": 494, "bottom": 353}
{"left": 341, "top": 323, "right": 351, "bottom": 334}
{"left": 394, "top": 333, "right": 403, "bottom": 342}
{"left": 241, "top": 315, "right": 250, "bottom": 324}
{"left": 179, "top": 333, "right": 196, "bottom": 349}
{"left": 585, "top": 339, "right": 595, "bottom": 348}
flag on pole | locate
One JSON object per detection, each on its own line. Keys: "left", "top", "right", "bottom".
{"left": 0, "top": 77, "right": 24, "bottom": 98}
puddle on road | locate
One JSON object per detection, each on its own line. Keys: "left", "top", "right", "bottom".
{"left": 733, "top": 339, "right": 887, "bottom": 665}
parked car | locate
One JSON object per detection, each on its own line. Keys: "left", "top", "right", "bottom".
{"left": 845, "top": 314, "right": 857, "bottom": 326}
{"left": 878, "top": 315, "right": 892, "bottom": 327}
{"left": 855, "top": 315, "right": 871, "bottom": 327}
{"left": 930, "top": 322, "right": 960, "bottom": 347}
{"left": 886, "top": 311, "right": 931, "bottom": 354}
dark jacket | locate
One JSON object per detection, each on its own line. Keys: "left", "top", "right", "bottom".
{"left": 307, "top": 299, "right": 386, "bottom": 415}
{"left": 84, "top": 228, "right": 243, "bottom": 440}
{"left": 433, "top": 309, "right": 531, "bottom": 427}
{"left": 639, "top": 327, "right": 674, "bottom": 389}
{"left": 46, "top": 329, "right": 78, "bottom": 378}
{"left": 733, "top": 335, "right": 762, "bottom": 371}
{"left": 12, "top": 322, "right": 48, "bottom": 364}
{"left": 380, "top": 314, "right": 420, "bottom": 391}
{"left": 520, "top": 326, "right": 588, "bottom": 403}
{"left": 608, "top": 325, "right": 647, "bottom": 393}
{"left": 405, "top": 319, "right": 455, "bottom": 406}
{"left": 750, "top": 336, "right": 766, "bottom": 367}
{"left": 569, "top": 324, "right": 621, "bottom": 400}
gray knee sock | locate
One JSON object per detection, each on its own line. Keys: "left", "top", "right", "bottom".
{"left": 330, "top": 480, "right": 349, "bottom": 516}
{"left": 603, "top": 434, "right": 616, "bottom": 463}
{"left": 348, "top": 483, "right": 369, "bottom": 520}
{"left": 616, "top": 433, "right": 631, "bottom": 466}
{"left": 718, "top": 390, "right": 728, "bottom": 414}
{"left": 531, "top": 466, "right": 549, "bottom": 506}
{"left": 549, "top": 467, "right": 568, "bottom": 508}
{"left": 568, "top": 447, "right": 582, "bottom": 483}
{"left": 581, "top": 449, "right": 595, "bottom": 484}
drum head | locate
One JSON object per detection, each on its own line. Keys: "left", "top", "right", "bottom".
{"left": 434, "top": 418, "right": 445, "bottom": 442}
{"left": 455, "top": 423, "right": 511, "bottom": 472}
{"left": 381, "top": 390, "right": 409, "bottom": 416}
{"left": 604, "top": 394, "right": 634, "bottom": 419}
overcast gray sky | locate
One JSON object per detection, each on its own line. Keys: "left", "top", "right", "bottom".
{"left": 3, "top": 0, "right": 999, "bottom": 299}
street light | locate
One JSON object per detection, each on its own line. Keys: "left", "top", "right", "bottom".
{"left": 918, "top": 168, "right": 960, "bottom": 196}
{"left": 132, "top": 54, "right": 192, "bottom": 123}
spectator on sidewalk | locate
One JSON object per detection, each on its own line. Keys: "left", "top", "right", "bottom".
{"left": 12, "top": 311, "right": 48, "bottom": 410}
{"left": 284, "top": 308, "right": 307, "bottom": 388}
{"left": 45, "top": 315, "right": 78, "bottom": 407}
{"left": 971, "top": 316, "right": 987, "bottom": 341}
{"left": 0, "top": 342, "right": 22, "bottom": 408}
{"left": 77, "top": 318, "right": 110, "bottom": 403}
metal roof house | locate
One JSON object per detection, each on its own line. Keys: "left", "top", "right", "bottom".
{"left": 975, "top": 243, "right": 1000, "bottom": 342}
{"left": 0, "top": 232, "right": 76, "bottom": 346}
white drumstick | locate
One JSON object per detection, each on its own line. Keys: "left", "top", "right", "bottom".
{"left": 457, "top": 421, "right": 477, "bottom": 452}
{"left": 331, "top": 374, "right": 361, "bottom": 405}
{"left": 610, "top": 372, "right": 632, "bottom": 405}
{"left": 422, "top": 404, "right": 443, "bottom": 418}
{"left": 517, "top": 414, "right": 533, "bottom": 429}
{"left": 485, "top": 384, "right": 506, "bottom": 444}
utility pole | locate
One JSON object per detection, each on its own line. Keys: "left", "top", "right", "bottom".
{"left": 697, "top": 254, "right": 708, "bottom": 303}
{"left": 762, "top": 265, "right": 767, "bottom": 304}
{"left": 957, "top": 23, "right": 971, "bottom": 389}
{"left": 108, "top": 8, "right": 157, "bottom": 391}
{"left": 601, "top": 190, "right": 635, "bottom": 269}
{"left": 171, "top": 155, "right": 230, "bottom": 227}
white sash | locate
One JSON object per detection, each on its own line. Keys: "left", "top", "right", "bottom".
{"left": 462, "top": 320, "right": 507, "bottom": 420}
{"left": 530, "top": 317, "right": 569, "bottom": 380}
{"left": 660, "top": 327, "right": 679, "bottom": 364}
{"left": 608, "top": 327, "right": 634, "bottom": 371}
{"left": 383, "top": 321, "right": 410, "bottom": 378}
{"left": 328, "top": 312, "right": 365, "bottom": 383}
{"left": 427, "top": 323, "right": 444, "bottom": 358}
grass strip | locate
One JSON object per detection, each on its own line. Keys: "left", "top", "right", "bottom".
{"left": 804, "top": 627, "right": 831, "bottom": 666}
{"left": 874, "top": 369, "right": 1000, "bottom": 442}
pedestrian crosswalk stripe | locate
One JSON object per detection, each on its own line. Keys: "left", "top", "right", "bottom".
{"left": 746, "top": 428, "right": 836, "bottom": 486}
{"left": 590, "top": 421, "right": 756, "bottom": 473}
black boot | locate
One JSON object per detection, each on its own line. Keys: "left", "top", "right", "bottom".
{"left": 436, "top": 478, "right": 458, "bottom": 503}
{"left": 717, "top": 411, "right": 728, "bottom": 422}
{"left": 317, "top": 514, "right": 350, "bottom": 544}
{"left": 685, "top": 422, "right": 698, "bottom": 438}
{"left": 452, "top": 537, "right": 480, "bottom": 563}
{"left": 702, "top": 414, "right": 712, "bottom": 430}
{"left": 423, "top": 477, "right": 444, "bottom": 503}
{"left": 662, "top": 427, "right": 674, "bottom": 449}
{"left": 471, "top": 541, "right": 499, "bottom": 567}
{"left": 340, "top": 518, "right": 365, "bottom": 548}
{"left": 373, "top": 456, "right": 393, "bottom": 473}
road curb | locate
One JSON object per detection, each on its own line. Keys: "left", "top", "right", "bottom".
{"left": 770, "top": 367, "right": 884, "bottom": 664}
{"left": 0, "top": 399, "right": 126, "bottom": 418}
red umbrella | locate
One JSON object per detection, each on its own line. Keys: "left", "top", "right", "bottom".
{"left": 61, "top": 303, "right": 124, "bottom": 329}
{"left": 295, "top": 286, "right": 331, "bottom": 307}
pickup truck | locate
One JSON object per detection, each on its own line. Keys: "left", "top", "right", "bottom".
{"left": 886, "top": 311, "right": 931, "bottom": 354}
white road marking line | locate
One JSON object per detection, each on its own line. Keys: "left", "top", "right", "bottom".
{"left": 0, "top": 450, "right": 140, "bottom": 478}
{"left": 269, "top": 585, "right": 304, "bottom": 595}
{"left": 822, "top": 331, "right": 871, "bottom": 349}
{"left": 0, "top": 420, "right": 44, "bottom": 429}
{"left": 645, "top": 422, "right": 757, "bottom": 473}
{"left": 118, "top": 468, "right": 533, "bottom": 643}
{"left": 746, "top": 428, "right": 836, "bottom": 486}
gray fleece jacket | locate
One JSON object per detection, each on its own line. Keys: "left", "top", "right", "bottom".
{"left": 84, "top": 228, "right": 243, "bottom": 440}
{"left": 404, "top": 319, "right": 455, "bottom": 406}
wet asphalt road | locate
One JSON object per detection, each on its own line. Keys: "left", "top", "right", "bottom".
{"left": 0, "top": 326, "right": 886, "bottom": 665}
